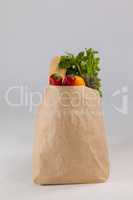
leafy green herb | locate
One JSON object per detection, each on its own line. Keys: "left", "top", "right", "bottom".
{"left": 58, "top": 48, "right": 102, "bottom": 96}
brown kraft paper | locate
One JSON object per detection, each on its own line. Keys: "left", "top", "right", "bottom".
{"left": 32, "top": 85, "right": 109, "bottom": 185}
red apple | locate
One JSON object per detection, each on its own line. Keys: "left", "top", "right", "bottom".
{"left": 63, "top": 75, "right": 75, "bottom": 86}
{"left": 49, "top": 73, "right": 62, "bottom": 85}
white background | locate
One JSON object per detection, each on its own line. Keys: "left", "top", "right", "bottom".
{"left": 0, "top": 0, "right": 133, "bottom": 199}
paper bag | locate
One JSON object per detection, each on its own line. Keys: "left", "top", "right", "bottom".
{"left": 32, "top": 86, "right": 109, "bottom": 184}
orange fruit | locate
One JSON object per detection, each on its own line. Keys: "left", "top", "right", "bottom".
{"left": 74, "top": 76, "right": 85, "bottom": 86}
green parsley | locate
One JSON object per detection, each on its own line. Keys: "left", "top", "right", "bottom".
{"left": 58, "top": 48, "right": 102, "bottom": 96}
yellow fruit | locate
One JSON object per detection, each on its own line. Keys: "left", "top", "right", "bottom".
{"left": 49, "top": 56, "right": 66, "bottom": 78}
{"left": 74, "top": 76, "right": 85, "bottom": 86}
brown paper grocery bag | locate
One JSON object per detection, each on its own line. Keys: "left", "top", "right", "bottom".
{"left": 32, "top": 86, "right": 109, "bottom": 185}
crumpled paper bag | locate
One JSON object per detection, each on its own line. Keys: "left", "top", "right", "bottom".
{"left": 32, "top": 86, "right": 109, "bottom": 184}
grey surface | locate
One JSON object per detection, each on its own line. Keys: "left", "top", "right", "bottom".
{"left": 0, "top": 0, "right": 133, "bottom": 199}
{"left": 0, "top": 110, "right": 133, "bottom": 200}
